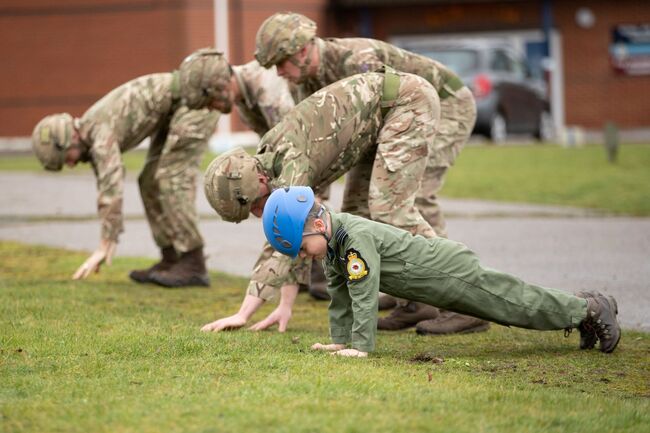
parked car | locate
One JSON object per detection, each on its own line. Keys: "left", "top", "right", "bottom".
{"left": 411, "top": 40, "right": 553, "bottom": 143}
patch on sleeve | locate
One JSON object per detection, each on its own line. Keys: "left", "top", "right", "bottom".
{"left": 345, "top": 249, "right": 369, "bottom": 282}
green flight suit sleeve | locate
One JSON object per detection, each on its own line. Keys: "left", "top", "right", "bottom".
{"left": 341, "top": 233, "right": 381, "bottom": 353}
{"left": 325, "top": 259, "right": 353, "bottom": 345}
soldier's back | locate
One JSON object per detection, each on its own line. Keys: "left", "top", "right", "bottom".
{"left": 80, "top": 73, "right": 175, "bottom": 151}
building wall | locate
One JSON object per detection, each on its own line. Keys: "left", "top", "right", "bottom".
{"left": 555, "top": 0, "right": 650, "bottom": 129}
{"left": 0, "top": 0, "right": 214, "bottom": 136}
{"left": 225, "top": 0, "right": 328, "bottom": 133}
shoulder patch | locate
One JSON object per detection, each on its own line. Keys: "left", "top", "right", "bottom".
{"left": 345, "top": 248, "right": 369, "bottom": 282}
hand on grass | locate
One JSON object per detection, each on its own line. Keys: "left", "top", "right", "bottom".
{"left": 72, "top": 239, "right": 117, "bottom": 280}
{"left": 311, "top": 343, "right": 346, "bottom": 351}
{"left": 249, "top": 305, "right": 292, "bottom": 332}
{"left": 201, "top": 314, "right": 247, "bottom": 332}
{"left": 332, "top": 349, "right": 368, "bottom": 358}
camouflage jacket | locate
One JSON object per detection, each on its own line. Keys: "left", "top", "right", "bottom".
{"left": 294, "top": 37, "right": 462, "bottom": 103}
{"left": 232, "top": 60, "right": 295, "bottom": 138}
{"left": 249, "top": 70, "right": 429, "bottom": 300}
{"left": 255, "top": 72, "right": 384, "bottom": 195}
{"left": 77, "top": 73, "right": 180, "bottom": 241}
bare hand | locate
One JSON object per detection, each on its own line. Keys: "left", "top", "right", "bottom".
{"left": 332, "top": 349, "right": 368, "bottom": 358}
{"left": 311, "top": 343, "right": 346, "bottom": 351}
{"left": 72, "top": 239, "right": 117, "bottom": 280}
{"left": 249, "top": 305, "right": 292, "bottom": 332}
{"left": 201, "top": 314, "right": 247, "bottom": 332}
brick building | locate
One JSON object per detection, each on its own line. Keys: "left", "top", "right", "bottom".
{"left": 1, "top": 0, "right": 648, "bottom": 141}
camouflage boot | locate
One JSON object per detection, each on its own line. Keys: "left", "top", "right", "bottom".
{"left": 308, "top": 260, "right": 330, "bottom": 301}
{"left": 574, "top": 290, "right": 601, "bottom": 349}
{"left": 377, "top": 301, "right": 440, "bottom": 330}
{"left": 129, "top": 246, "right": 178, "bottom": 284}
{"left": 149, "top": 247, "right": 210, "bottom": 288}
{"left": 575, "top": 294, "right": 621, "bottom": 353}
{"left": 415, "top": 310, "right": 490, "bottom": 335}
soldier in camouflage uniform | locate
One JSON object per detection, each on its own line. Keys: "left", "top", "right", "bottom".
{"left": 179, "top": 48, "right": 295, "bottom": 140}
{"left": 179, "top": 48, "right": 330, "bottom": 300}
{"left": 254, "top": 12, "right": 485, "bottom": 334}
{"left": 32, "top": 72, "right": 219, "bottom": 287}
{"left": 200, "top": 69, "right": 441, "bottom": 332}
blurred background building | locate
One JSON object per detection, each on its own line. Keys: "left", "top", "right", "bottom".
{"left": 1, "top": 0, "right": 649, "bottom": 148}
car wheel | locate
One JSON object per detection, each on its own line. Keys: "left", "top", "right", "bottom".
{"left": 489, "top": 113, "right": 507, "bottom": 144}
{"left": 535, "top": 111, "right": 554, "bottom": 142}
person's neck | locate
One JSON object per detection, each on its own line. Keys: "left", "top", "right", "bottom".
{"left": 230, "top": 75, "right": 242, "bottom": 103}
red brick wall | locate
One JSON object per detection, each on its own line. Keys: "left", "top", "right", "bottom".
{"left": 226, "top": 0, "right": 328, "bottom": 132}
{"left": 0, "top": 0, "right": 214, "bottom": 136}
{"left": 554, "top": 0, "right": 650, "bottom": 128}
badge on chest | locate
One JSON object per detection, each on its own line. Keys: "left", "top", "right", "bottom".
{"left": 345, "top": 248, "right": 369, "bottom": 281}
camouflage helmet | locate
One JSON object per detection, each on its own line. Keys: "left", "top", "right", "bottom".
{"left": 204, "top": 147, "right": 261, "bottom": 223}
{"left": 179, "top": 48, "right": 231, "bottom": 109}
{"left": 255, "top": 12, "right": 317, "bottom": 68}
{"left": 31, "top": 113, "right": 74, "bottom": 171}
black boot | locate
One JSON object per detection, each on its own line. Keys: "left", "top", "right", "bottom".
{"left": 149, "top": 247, "right": 210, "bottom": 288}
{"left": 129, "top": 246, "right": 178, "bottom": 284}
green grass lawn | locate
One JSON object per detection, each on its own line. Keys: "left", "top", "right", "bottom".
{"left": 3, "top": 143, "right": 650, "bottom": 216}
{"left": 1, "top": 241, "right": 648, "bottom": 433}
{"left": 443, "top": 143, "right": 650, "bottom": 216}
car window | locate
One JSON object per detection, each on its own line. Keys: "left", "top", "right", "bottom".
{"left": 490, "top": 50, "right": 513, "bottom": 72}
{"left": 419, "top": 49, "right": 479, "bottom": 76}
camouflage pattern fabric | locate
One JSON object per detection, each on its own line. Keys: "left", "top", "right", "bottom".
{"left": 246, "top": 71, "right": 440, "bottom": 300}
{"left": 416, "top": 86, "right": 476, "bottom": 237}
{"left": 232, "top": 60, "right": 295, "bottom": 138}
{"left": 289, "top": 37, "right": 477, "bottom": 234}
{"left": 139, "top": 106, "right": 219, "bottom": 252}
{"left": 76, "top": 73, "right": 219, "bottom": 249}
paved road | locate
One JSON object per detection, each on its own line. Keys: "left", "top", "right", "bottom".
{"left": 1, "top": 172, "right": 648, "bottom": 331}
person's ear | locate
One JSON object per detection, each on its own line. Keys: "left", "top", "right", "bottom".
{"left": 313, "top": 218, "right": 326, "bottom": 233}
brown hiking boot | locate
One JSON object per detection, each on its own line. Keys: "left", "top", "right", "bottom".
{"left": 415, "top": 311, "right": 490, "bottom": 335}
{"left": 378, "top": 293, "right": 397, "bottom": 311}
{"left": 129, "top": 246, "right": 178, "bottom": 284}
{"left": 577, "top": 294, "right": 621, "bottom": 353}
{"left": 574, "top": 290, "right": 601, "bottom": 349}
{"left": 308, "top": 260, "right": 330, "bottom": 301}
{"left": 377, "top": 302, "right": 440, "bottom": 330}
{"left": 149, "top": 247, "right": 210, "bottom": 288}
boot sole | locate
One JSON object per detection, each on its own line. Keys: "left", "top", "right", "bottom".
{"left": 416, "top": 322, "right": 491, "bottom": 336}
{"left": 150, "top": 275, "right": 211, "bottom": 288}
{"left": 129, "top": 273, "right": 151, "bottom": 284}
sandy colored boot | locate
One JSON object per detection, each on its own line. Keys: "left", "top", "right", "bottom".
{"left": 579, "top": 294, "right": 621, "bottom": 353}
{"left": 150, "top": 247, "right": 210, "bottom": 288}
{"left": 129, "top": 246, "right": 178, "bottom": 284}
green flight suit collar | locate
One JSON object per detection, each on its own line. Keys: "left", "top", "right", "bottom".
{"left": 326, "top": 210, "right": 347, "bottom": 263}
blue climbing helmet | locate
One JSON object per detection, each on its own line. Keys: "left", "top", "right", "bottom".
{"left": 263, "top": 186, "right": 315, "bottom": 258}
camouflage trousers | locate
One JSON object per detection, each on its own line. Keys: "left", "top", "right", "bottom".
{"left": 139, "top": 106, "right": 219, "bottom": 253}
{"left": 341, "top": 73, "right": 440, "bottom": 239}
{"left": 415, "top": 86, "right": 476, "bottom": 237}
